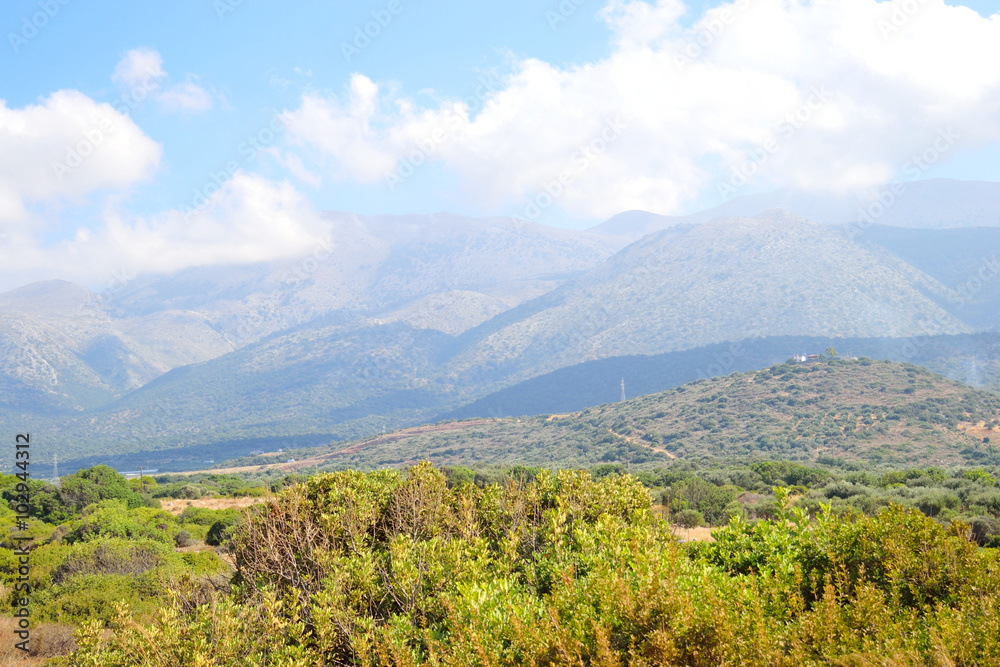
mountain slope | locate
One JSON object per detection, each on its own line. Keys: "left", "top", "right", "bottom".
{"left": 103, "top": 212, "right": 621, "bottom": 342}
{"left": 0, "top": 214, "right": 619, "bottom": 414}
{"left": 447, "top": 333, "right": 1000, "bottom": 420}
{"left": 253, "top": 359, "right": 1000, "bottom": 471}
{"left": 448, "top": 212, "right": 971, "bottom": 385}
{"left": 0, "top": 280, "right": 233, "bottom": 406}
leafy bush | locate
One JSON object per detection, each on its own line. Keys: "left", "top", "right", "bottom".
{"left": 50, "top": 539, "right": 169, "bottom": 584}
{"left": 205, "top": 511, "right": 242, "bottom": 547}
{"left": 915, "top": 491, "right": 961, "bottom": 518}
{"left": 69, "top": 464, "right": 1000, "bottom": 666}
{"left": 32, "top": 572, "right": 165, "bottom": 625}
{"left": 58, "top": 465, "right": 143, "bottom": 512}
{"left": 962, "top": 468, "right": 998, "bottom": 486}
{"left": 969, "top": 515, "right": 1000, "bottom": 547}
{"left": 64, "top": 501, "right": 178, "bottom": 544}
{"left": 675, "top": 508, "right": 704, "bottom": 528}
{"left": 178, "top": 506, "right": 227, "bottom": 526}
{"left": 662, "top": 477, "right": 738, "bottom": 525}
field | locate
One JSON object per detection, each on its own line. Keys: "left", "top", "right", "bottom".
{"left": 158, "top": 496, "right": 265, "bottom": 516}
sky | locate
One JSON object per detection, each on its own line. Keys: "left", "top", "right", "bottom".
{"left": 1, "top": 0, "right": 999, "bottom": 291}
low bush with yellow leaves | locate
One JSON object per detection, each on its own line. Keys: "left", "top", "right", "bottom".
{"left": 67, "top": 463, "right": 1000, "bottom": 666}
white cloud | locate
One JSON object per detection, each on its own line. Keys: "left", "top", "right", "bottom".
{"left": 112, "top": 47, "right": 167, "bottom": 88}
{"left": 112, "top": 47, "right": 215, "bottom": 114}
{"left": 281, "top": 75, "right": 401, "bottom": 182}
{"left": 95, "top": 173, "right": 327, "bottom": 272}
{"left": 0, "top": 90, "right": 162, "bottom": 224}
{"left": 156, "top": 81, "right": 215, "bottom": 113}
{"left": 279, "top": 0, "right": 1000, "bottom": 218}
{"left": 0, "top": 174, "right": 328, "bottom": 290}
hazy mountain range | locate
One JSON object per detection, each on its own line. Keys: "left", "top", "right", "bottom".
{"left": 592, "top": 178, "right": 1000, "bottom": 240}
{"left": 4, "top": 178, "right": 1000, "bottom": 474}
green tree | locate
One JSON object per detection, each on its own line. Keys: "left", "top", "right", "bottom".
{"left": 59, "top": 465, "right": 143, "bottom": 512}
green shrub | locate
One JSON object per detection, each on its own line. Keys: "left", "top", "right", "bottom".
{"left": 662, "top": 477, "right": 738, "bottom": 525}
{"left": 64, "top": 501, "right": 178, "bottom": 544}
{"left": 969, "top": 515, "right": 1000, "bottom": 547}
{"left": 675, "top": 508, "right": 704, "bottom": 528}
{"left": 205, "top": 513, "right": 241, "bottom": 547}
{"left": 32, "top": 572, "right": 165, "bottom": 624}
{"left": 58, "top": 466, "right": 143, "bottom": 512}
{"left": 70, "top": 464, "right": 1000, "bottom": 666}
{"left": 50, "top": 539, "right": 170, "bottom": 584}
{"left": 915, "top": 491, "right": 961, "bottom": 518}
{"left": 179, "top": 506, "right": 220, "bottom": 525}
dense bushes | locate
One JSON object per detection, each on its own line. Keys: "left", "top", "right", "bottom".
{"left": 58, "top": 465, "right": 144, "bottom": 512}
{"left": 69, "top": 463, "right": 1000, "bottom": 666}
{"left": 661, "top": 476, "right": 740, "bottom": 524}
{"left": 205, "top": 511, "right": 241, "bottom": 547}
{"left": 149, "top": 473, "right": 268, "bottom": 500}
{"left": 0, "top": 481, "right": 233, "bottom": 630}
{"left": 65, "top": 501, "right": 180, "bottom": 545}
{"left": 1, "top": 533, "right": 229, "bottom": 626}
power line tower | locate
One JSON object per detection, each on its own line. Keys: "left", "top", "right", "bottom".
{"left": 620, "top": 378, "right": 626, "bottom": 402}
{"left": 52, "top": 453, "right": 59, "bottom": 486}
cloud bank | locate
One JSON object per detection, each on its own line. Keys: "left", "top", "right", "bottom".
{"left": 113, "top": 47, "right": 215, "bottom": 113}
{"left": 280, "top": 0, "right": 1000, "bottom": 218}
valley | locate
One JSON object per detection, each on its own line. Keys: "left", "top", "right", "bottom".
{"left": 4, "top": 184, "right": 1000, "bottom": 475}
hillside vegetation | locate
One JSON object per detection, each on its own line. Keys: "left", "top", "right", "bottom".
{"left": 451, "top": 332, "right": 1000, "bottom": 420}
{"left": 448, "top": 213, "right": 970, "bottom": 383}
{"left": 4, "top": 457, "right": 1000, "bottom": 664}
{"left": 65, "top": 463, "right": 1000, "bottom": 666}
{"left": 11, "top": 203, "right": 1000, "bottom": 472}
{"left": 225, "top": 358, "right": 1000, "bottom": 472}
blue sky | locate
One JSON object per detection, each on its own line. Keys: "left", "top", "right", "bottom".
{"left": 3, "top": 0, "right": 619, "bottom": 222}
{"left": 1, "top": 0, "right": 999, "bottom": 289}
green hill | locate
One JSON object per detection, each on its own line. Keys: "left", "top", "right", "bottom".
{"left": 241, "top": 358, "right": 1000, "bottom": 472}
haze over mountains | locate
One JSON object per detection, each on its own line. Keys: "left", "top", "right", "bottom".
{"left": 592, "top": 178, "right": 1000, "bottom": 240}
{"left": 4, "top": 179, "right": 1000, "bottom": 473}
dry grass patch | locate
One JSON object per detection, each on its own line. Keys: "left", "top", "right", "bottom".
{"left": 160, "top": 496, "right": 265, "bottom": 516}
{"left": 671, "top": 526, "right": 715, "bottom": 542}
{"left": 0, "top": 617, "right": 69, "bottom": 665}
